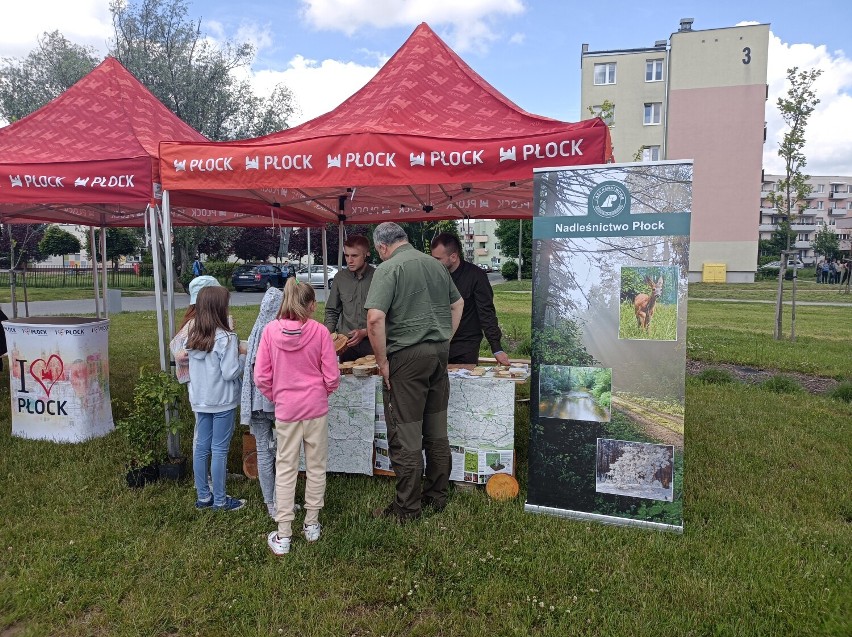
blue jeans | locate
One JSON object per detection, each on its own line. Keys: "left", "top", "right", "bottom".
{"left": 193, "top": 408, "right": 236, "bottom": 506}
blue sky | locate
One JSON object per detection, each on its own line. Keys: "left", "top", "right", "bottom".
{"left": 4, "top": 0, "right": 852, "bottom": 173}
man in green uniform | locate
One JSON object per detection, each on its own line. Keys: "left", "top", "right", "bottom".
{"left": 365, "top": 222, "right": 463, "bottom": 522}
{"left": 324, "top": 234, "right": 374, "bottom": 362}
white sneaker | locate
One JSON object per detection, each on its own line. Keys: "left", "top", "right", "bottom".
{"left": 267, "top": 531, "right": 291, "bottom": 556}
{"left": 303, "top": 523, "right": 322, "bottom": 542}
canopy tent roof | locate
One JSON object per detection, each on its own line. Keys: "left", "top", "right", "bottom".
{"left": 0, "top": 57, "right": 315, "bottom": 227}
{"left": 160, "top": 23, "right": 612, "bottom": 224}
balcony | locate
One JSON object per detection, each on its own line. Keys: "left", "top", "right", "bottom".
{"left": 800, "top": 209, "right": 819, "bottom": 216}
{"left": 760, "top": 191, "right": 773, "bottom": 199}
{"left": 830, "top": 191, "right": 850, "bottom": 199}
{"left": 829, "top": 208, "right": 848, "bottom": 216}
{"left": 794, "top": 240, "right": 811, "bottom": 249}
{"left": 791, "top": 223, "right": 818, "bottom": 232}
{"left": 475, "top": 248, "right": 489, "bottom": 256}
{"left": 758, "top": 223, "right": 778, "bottom": 232}
{"left": 804, "top": 192, "right": 821, "bottom": 199}
{"left": 759, "top": 207, "right": 776, "bottom": 214}
{"left": 473, "top": 235, "right": 488, "bottom": 242}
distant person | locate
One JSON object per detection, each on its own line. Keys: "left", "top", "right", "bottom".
{"left": 324, "top": 235, "right": 375, "bottom": 362}
{"left": 185, "top": 286, "right": 246, "bottom": 512}
{"left": 430, "top": 232, "right": 510, "bottom": 366}
{"left": 365, "top": 222, "right": 463, "bottom": 522}
{"left": 192, "top": 255, "right": 205, "bottom": 277}
{"left": 255, "top": 278, "right": 340, "bottom": 556}
{"left": 240, "top": 286, "right": 283, "bottom": 518}
{"left": 821, "top": 259, "right": 830, "bottom": 284}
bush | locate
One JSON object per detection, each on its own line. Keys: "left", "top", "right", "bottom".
{"left": 203, "top": 261, "right": 239, "bottom": 280}
{"left": 828, "top": 381, "right": 852, "bottom": 403}
{"left": 760, "top": 375, "right": 803, "bottom": 394}
{"left": 501, "top": 260, "right": 518, "bottom": 280}
{"left": 696, "top": 368, "right": 736, "bottom": 385}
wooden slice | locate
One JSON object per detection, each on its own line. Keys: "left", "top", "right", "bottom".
{"left": 485, "top": 473, "right": 519, "bottom": 501}
{"left": 352, "top": 364, "right": 373, "bottom": 377}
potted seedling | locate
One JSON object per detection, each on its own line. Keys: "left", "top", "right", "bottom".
{"left": 116, "top": 368, "right": 186, "bottom": 487}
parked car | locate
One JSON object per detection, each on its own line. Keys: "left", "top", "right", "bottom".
{"left": 759, "top": 259, "right": 805, "bottom": 271}
{"left": 232, "top": 263, "right": 294, "bottom": 291}
{"left": 477, "top": 263, "right": 489, "bottom": 271}
{"left": 295, "top": 265, "right": 340, "bottom": 288}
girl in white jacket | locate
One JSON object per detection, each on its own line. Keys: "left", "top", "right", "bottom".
{"left": 186, "top": 286, "right": 245, "bottom": 512}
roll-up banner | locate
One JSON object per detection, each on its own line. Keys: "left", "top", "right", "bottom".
{"left": 526, "top": 161, "right": 691, "bottom": 533}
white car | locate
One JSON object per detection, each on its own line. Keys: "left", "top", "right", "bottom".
{"left": 295, "top": 265, "right": 340, "bottom": 287}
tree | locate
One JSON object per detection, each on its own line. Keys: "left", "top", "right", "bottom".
{"left": 38, "top": 226, "right": 81, "bottom": 258}
{"left": 0, "top": 30, "right": 98, "bottom": 122}
{"left": 109, "top": 0, "right": 296, "bottom": 141}
{"left": 770, "top": 66, "right": 822, "bottom": 341}
{"left": 397, "top": 221, "right": 459, "bottom": 253}
{"left": 1, "top": 224, "right": 47, "bottom": 267}
{"left": 85, "top": 228, "right": 143, "bottom": 269}
{"left": 231, "top": 227, "right": 280, "bottom": 262}
{"left": 494, "top": 220, "right": 532, "bottom": 278}
{"left": 811, "top": 226, "right": 840, "bottom": 261}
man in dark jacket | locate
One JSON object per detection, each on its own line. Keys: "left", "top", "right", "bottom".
{"left": 430, "top": 233, "right": 509, "bottom": 366}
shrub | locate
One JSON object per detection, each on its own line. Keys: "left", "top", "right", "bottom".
{"left": 501, "top": 260, "right": 518, "bottom": 280}
{"left": 760, "top": 375, "right": 803, "bottom": 394}
{"left": 696, "top": 368, "right": 736, "bottom": 385}
{"left": 828, "top": 381, "right": 852, "bottom": 403}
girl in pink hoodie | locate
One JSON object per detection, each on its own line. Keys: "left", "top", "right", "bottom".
{"left": 254, "top": 278, "right": 340, "bottom": 556}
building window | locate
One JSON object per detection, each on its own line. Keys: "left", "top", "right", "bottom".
{"left": 590, "top": 104, "right": 614, "bottom": 126}
{"left": 645, "top": 59, "right": 664, "bottom": 82}
{"left": 494, "top": 243, "right": 500, "bottom": 250}
{"left": 643, "top": 102, "right": 662, "bottom": 125}
{"left": 816, "top": 201, "right": 824, "bottom": 210}
{"left": 641, "top": 146, "right": 661, "bottom": 162}
{"left": 593, "top": 63, "right": 616, "bottom": 85}
{"left": 817, "top": 184, "right": 824, "bottom": 193}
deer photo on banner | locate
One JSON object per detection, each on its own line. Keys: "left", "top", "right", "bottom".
{"left": 526, "top": 161, "right": 692, "bottom": 533}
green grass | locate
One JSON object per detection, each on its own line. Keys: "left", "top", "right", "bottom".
{"left": 618, "top": 302, "right": 677, "bottom": 340}
{"left": 687, "top": 301, "right": 852, "bottom": 378}
{"left": 1, "top": 290, "right": 850, "bottom": 635}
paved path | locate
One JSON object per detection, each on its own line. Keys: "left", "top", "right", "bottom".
{"left": 690, "top": 297, "right": 852, "bottom": 307}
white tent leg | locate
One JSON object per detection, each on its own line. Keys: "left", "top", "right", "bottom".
{"left": 89, "top": 226, "right": 101, "bottom": 318}
{"left": 338, "top": 221, "right": 344, "bottom": 270}
{"left": 321, "top": 226, "right": 329, "bottom": 291}
{"left": 100, "top": 223, "right": 108, "bottom": 318}
{"left": 162, "top": 190, "right": 176, "bottom": 341}
{"left": 149, "top": 204, "right": 167, "bottom": 372}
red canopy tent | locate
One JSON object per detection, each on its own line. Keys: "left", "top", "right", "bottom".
{"left": 0, "top": 57, "right": 316, "bottom": 228}
{"left": 159, "top": 23, "right": 612, "bottom": 225}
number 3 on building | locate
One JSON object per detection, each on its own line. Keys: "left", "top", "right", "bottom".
{"left": 742, "top": 47, "right": 751, "bottom": 65}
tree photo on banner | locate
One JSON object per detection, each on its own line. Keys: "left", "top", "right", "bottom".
{"left": 527, "top": 162, "right": 692, "bottom": 532}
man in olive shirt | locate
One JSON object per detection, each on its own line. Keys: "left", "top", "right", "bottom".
{"left": 324, "top": 235, "right": 375, "bottom": 362}
{"left": 430, "top": 232, "right": 510, "bottom": 366}
{"left": 365, "top": 222, "right": 464, "bottom": 522}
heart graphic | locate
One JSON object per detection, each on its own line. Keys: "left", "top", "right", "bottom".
{"left": 30, "top": 354, "right": 65, "bottom": 398}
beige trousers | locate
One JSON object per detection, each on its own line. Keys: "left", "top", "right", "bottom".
{"left": 273, "top": 415, "right": 328, "bottom": 537}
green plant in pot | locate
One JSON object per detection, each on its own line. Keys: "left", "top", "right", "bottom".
{"left": 116, "top": 369, "right": 187, "bottom": 487}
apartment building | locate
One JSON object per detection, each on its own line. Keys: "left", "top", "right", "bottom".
{"left": 581, "top": 18, "right": 770, "bottom": 282}
{"left": 460, "top": 219, "right": 508, "bottom": 270}
{"left": 759, "top": 174, "right": 852, "bottom": 262}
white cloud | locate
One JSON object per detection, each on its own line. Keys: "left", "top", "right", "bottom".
{"left": 299, "top": 0, "right": 525, "bottom": 53}
{"left": 764, "top": 34, "right": 852, "bottom": 175}
{"left": 0, "top": 0, "right": 112, "bottom": 58}
{"left": 249, "top": 55, "right": 383, "bottom": 125}
{"left": 509, "top": 32, "right": 526, "bottom": 46}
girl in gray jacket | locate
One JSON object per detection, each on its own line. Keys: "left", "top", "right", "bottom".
{"left": 186, "top": 286, "right": 245, "bottom": 512}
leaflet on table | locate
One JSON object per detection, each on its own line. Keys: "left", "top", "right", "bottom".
{"left": 453, "top": 445, "right": 514, "bottom": 485}
{"left": 374, "top": 438, "right": 392, "bottom": 472}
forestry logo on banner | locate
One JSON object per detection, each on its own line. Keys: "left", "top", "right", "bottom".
{"left": 588, "top": 181, "right": 630, "bottom": 218}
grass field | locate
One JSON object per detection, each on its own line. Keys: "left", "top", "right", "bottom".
{"left": 0, "top": 282, "right": 850, "bottom": 636}
{"left": 690, "top": 280, "right": 852, "bottom": 303}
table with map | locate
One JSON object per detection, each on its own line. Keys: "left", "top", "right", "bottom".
{"left": 325, "top": 375, "right": 518, "bottom": 482}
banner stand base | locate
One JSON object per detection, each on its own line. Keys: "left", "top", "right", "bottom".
{"left": 524, "top": 503, "right": 683, "bottom": 534}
